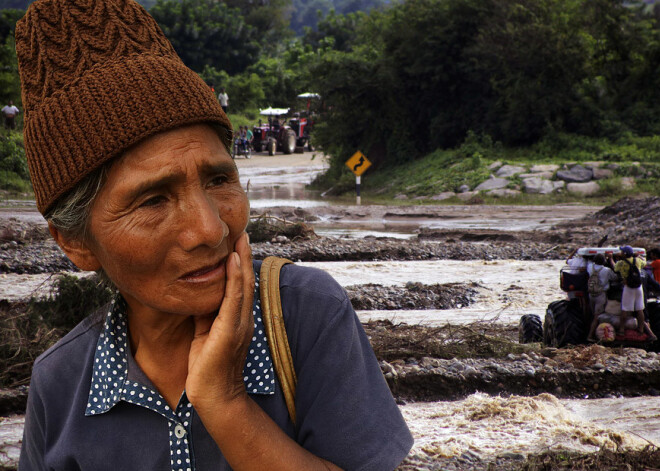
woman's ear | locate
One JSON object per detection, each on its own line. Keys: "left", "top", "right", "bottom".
{"left": 48, "top": 222, "right": 102, "bottom": 272}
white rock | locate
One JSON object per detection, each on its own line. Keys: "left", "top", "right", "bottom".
{"left": 394, "top": 194, "right": 408, "bottom": 200}
{"left": 567, "top": 181, "right": 600, "bottom": 195}
{"left": 523, "top": 177, "right": 556, "bottom": 194}
{"left": 584, "top": 161, "right": 605, "bottom": 168}
{"left": 487, "top": 189, "right": 521, "bottom": 197}
{"left": 592, "top": 168, "right": 614, "bottom": 180}
{"left": 495, "top": 165, "right": 526, "bottom": 177}
{"left": 456, "top": 191, "right": 478, "bottom": 201}
{"left": 488, "top": 160, "right": 503, "bottom": 170}
{"left": 519, "top": 172, "right": 554, "bottom": 179}
{"left": 430, "top": 192, "right": 456, "bottom": 201}
{"left": 530, "top": 164, "right": 560, "bottom": 172}
{"left": 475, "top": 177, "right": 509, "bottom": 191}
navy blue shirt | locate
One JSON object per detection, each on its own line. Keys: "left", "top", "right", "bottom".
{"left": 19, "top": 262, "right": 413, "bottom": 470}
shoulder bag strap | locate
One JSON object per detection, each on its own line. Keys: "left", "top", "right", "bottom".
{"left": 259, "top": 256, "right": 297, "bottom": 424}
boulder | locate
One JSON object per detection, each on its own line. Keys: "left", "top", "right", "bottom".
{"left": 487, "top": 189, "right": 521, "bottom": 197}
{"left": 552, "top": 181, "right": 566, "bottom": 192}
{"left": 592, "top": 168, "right": 614, "bottom": 180}
{"left": 457, "top": 184, "right": 471, "bottom": 193}
{"left": 583, "top": 161, "right": 605, "bottom": 169}
{"left": 567, "top": 181, "right": 600, "bottom": 196}
{"left": 488, "top": 161, "right": 503, "bottom": 170}
{"left": 556, "top": 165, "right": 593, "bottom": 183}
{"left": 523, "top": 177, "right": 556, "bottom": 195}
{"left": 456, "top": 191, "right": 477, "bottom": 201}
{"left": 606, "top": 163, "right": 620, "bottom": 170}
{"left": 519, "top": 172, "right": 554, "bottom": 179}
{"left": 474, "top": 177, "right": 509, "bottom": 191}
{"left": 495, "top": 165, "right": 526, "bottom": 177}
{"left": 430, "top": 192, "right": 456, "bottom": 201}
{"left": 530, "top": 164, "right": 559, "bottom": 173}
{"left": 394, "top": 194, "right": 408, "bottom": 200}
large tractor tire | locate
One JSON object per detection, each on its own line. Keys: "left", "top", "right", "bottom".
{"left": 282, "top": 130, "right": 296, "bottom": 154}
{"left": 544, "top": 299, "right": 587, "bottom": 347}
{"left": 647, "top": 301, "right": 660, "bottom": 350}
{"left": 267, "top": 139, "right": 276, "bottom": 156}
{"left": 519, "top": 314, "right": 543, "bottom": 343}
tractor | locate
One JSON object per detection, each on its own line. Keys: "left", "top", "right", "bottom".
{"left": 518, "top": 247, "right": 660, "bottom": 349}
{"left": 251, "top": 108, "right": 297, "bottom": 156}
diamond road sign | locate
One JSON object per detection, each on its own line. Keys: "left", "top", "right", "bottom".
{"left": 345, "top": 151, "right": 371, "bottom": 176}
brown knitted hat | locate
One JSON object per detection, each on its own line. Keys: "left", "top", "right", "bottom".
{"left": 15, "top": 0, "right": 232, "bottom": 214}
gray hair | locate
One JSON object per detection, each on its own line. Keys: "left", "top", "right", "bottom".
{"left": 45, "top": 163, "right": 114, "bottom": 288}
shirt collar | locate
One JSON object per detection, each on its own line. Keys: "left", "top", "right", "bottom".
{"left": 86, "top": 270, "right": 275, "bottom": 417}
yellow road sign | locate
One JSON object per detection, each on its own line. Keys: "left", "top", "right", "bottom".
{"left": 345, "top": 151, "right": 371, "bottom": 176}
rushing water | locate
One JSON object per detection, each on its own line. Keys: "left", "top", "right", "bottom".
{"left": 2, "top": 155, "right": 659, "bottom": 466}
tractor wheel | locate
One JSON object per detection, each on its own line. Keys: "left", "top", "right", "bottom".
{"left": 544, "top": 299, "right": 586, "bottom": 347}
{"left": 283, "top": 130, "right": 296, "bottom": 154}
{"left": 268, "top": 139, "right": 276, "bottom": 156}
{"left": 519, "top": 314, "right": 543, "bottom": 343}
{"left": 647, "top": 301, "right": 660, "bottom": 350}
{"left": 294, "top": 146, "right": 305, "bottom": 154}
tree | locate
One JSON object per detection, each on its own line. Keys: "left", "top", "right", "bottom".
{"left": 151, "top": 0, "right": 260, "bottom": 74}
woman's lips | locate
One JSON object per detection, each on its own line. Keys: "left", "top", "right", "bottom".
{"left": 180, "top": 258, "right": 226, "bottom": 282}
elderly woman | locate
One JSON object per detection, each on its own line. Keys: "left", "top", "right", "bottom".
{"left": 15, "top": 0, "right": 413, "bottom": 470}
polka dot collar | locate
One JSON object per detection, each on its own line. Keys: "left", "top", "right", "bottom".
{"left": 85, "top": 270, "right": 275, "bottom": 417}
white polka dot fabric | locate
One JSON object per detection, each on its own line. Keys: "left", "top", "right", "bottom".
{"left": 84, "top": 272, "right": 274, "bottom": 471}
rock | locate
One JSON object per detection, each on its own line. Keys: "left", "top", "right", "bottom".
{"left": 606, "top": 163, "right": 620, "bottom": 170}
{"left": 394, "top": 194, "right": 408, "bottom": 200}
{"left": 567, "top": 181, "right": 600, "bottom": 196}
{"left": 430, "top": 192, "right": 456, "bottom": 201}
{"left": 457, "top": 184, "right": 470, "bottom": 193}
{"left": 519, "top": 172, "right": 554, "bottom": 179}
{"left": 475, "top": 177, "right": 509, "bottom": 191}
{"left": 552, "top": 181, "right": 565, "bottom": 191}
{"left": 584, "top": 161, "right": 605, "bottom": 168}
{"left": 530, "top": 164, "right": 559, "bottom": 173}
{"left": 523, "top": 177, "right": 556, "bottom": 195}
{"left": 456, "top": 191, "right": 477, "bottom": 201}
{"left": 495, "top": 165, "right": 526, "bottom": 177}
{"left": 620, "top": 177, "right": 636, "bottom": 190}
{"left": 487, "top": 189, "right": 521, "bottom": 197}
{"left": 556, "top": 164, "right": 593, "bottom": 183}
{"left": 592, "top": 168, "right": 614, "bottom": 180}
{"left": 488, "top": 161, "right": 503, "bottom": 170}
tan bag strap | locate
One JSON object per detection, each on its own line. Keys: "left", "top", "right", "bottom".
{"left": 260, "top": 256, "right": 297, "bottom": 424}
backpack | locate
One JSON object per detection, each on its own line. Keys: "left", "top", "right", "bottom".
{"left": 625, "top": 257, "right": 642, "bottom": 289}
{"left": 588, "top": 266, "right": 605, "bottom": 296}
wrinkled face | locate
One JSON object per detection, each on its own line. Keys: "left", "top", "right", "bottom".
{"left": 83, "top": 124, "right": 248, "bottom": 317}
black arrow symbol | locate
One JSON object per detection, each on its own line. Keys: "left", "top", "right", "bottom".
{"left": 353, "top": 156, "right": 365, "bottom": 171}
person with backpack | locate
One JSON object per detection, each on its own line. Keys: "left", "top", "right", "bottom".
{"left": 612, "top": 245, "right": 657, "bottom": 340}
{"left": 586, "top": 254, "right": 618, "bottom": 342}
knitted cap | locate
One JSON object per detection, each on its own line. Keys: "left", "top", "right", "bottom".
{"left": 16, "top": 0, "right": 232, "bottom": 214}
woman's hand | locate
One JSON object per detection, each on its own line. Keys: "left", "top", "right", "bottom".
{"left": 185, "top": 231, "right": 255, "bottom": 413}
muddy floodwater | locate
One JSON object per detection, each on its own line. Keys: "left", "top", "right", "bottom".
{"left": 3, "top": 153, "right": 659, "bottom": 468}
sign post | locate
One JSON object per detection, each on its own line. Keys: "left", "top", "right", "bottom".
{"left": 345, "top": 151, "right": 372, "bottom": 205}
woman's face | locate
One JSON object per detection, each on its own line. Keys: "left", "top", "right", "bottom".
{"left": 82, "top": 124, "right": 249, "bottom": 317}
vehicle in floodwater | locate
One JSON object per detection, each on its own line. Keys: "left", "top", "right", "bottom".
{"left": 519, "top": 247, "right": 660, "bottom": 349}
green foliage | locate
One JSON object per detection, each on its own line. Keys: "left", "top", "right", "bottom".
{"left": 0, "top": 132, "right": 29, "bottom": 192}
{"left": 151, "top": 0, "right": 260, "bottom": 74}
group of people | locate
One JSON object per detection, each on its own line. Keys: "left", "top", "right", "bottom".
{"left": 579, "top": 245, "right": 660, "bottom": 342}
{"left": 236, "top": 125, "right": 253, "bottom": 153}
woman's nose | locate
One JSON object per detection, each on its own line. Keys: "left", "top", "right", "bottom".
{"left": 177, "top": 191, "right": 228, "bottom": 251}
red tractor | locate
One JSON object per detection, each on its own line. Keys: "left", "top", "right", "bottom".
{"left": 251, "top": 108, "right": 297, "bottom": 156}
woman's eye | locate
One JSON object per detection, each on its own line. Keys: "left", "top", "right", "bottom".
{"left": 139, "top": 195, "right": 166, "bottom": 208}
{"left": 209, "top": 175, "right": 228, "bottom": 187}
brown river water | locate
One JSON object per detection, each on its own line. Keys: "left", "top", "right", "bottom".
{"left": 1, "top": 152, "right": 658, "bottom": 467}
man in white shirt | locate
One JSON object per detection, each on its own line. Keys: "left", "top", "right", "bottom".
{"left": 218, "top": 87, "right": 229, "bottom": 113}
{"left": 2, "top": 101, "right": 20, "bottom": 129}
